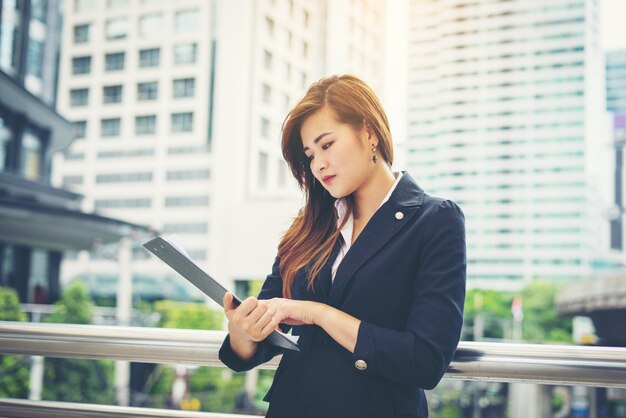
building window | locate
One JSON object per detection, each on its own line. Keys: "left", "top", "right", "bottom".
{"left": 26, "top": 39, "right": 44, "bottom": 78}
{"left": 135, "top": 115, "right": 156, "bottom": 135}
{"left": 101, "top": 118, "right": 121, "bottom": 137}
{"left": 260, "top": 117, "right": 270, "bottom": 138}
{"left": 139, "top": 48, "right": 160, "bottom": 67}
{"left": 74, "top": 24, "right": 90, "bottom": 43}
{"left": 166, "top": 169, "right": 210, "bottom": 180}
{"left": 173, "top": 78, "right": 195, "bottom": 98}
{"left": 20, "top": 127, "right": 44, "bottom": 181}
{"left": 262, "top": 83, "right": 271, "bottom": 104}
{"left": 137, "top": 81, "right": 158, "bottom": 101}
{"left": 265, "top": 16, "right": 275, "bottom": 37}
{"left": 72, "top": 121, "right": 87, "bottom": 139}
{"left": 165, "top": 196, "right": 209, "bottom": 207}
{"left": 106, "top": 18, "right": 128, "bottom": 40}
{"left": 105, "top": 52, "right": 125, "bottom": 71}
{"left": 175, "top": 9, "right": 199, "bottom": 32}
{"left": 163, "top": 222, "right": 208, "bottom": 234}
{"left": 96, "top": 172, "right": 152, "bottom": 183}
{"left": 103, "top": 85, "right": 123, "bottom": 104}
{"left": 62, "top": 175, "right": 83, "bottom": 186}
{"left": 174, "top": 43, "right": 197, "bottom": 64}
{"left": 302, "top": 40, "right": 308, "bottom": 58}
{"left": 263, "top": 50, "right": 272, "bottom": 70}
{"left": 74, "top": 0, "right": 95, "bottom": 12}
{"left": 95, "top": 198, "right": 151, "bottom": 209}
{"left": 171, "top": 112, "right": 193, "bottom": 132}
{"left": 107, "top": 0, "right": 129, "bottom": 8}
{"left": 70, "top": 88, "right": 89, "bottom": 107}
{"left": 139, "top": 13, "right": 162, "bottom": 38}
{"left": 258, "top": 152, "right": 268, "bottom": 187}
{"left": 282, "top": 61, "right": 291, "bottom": 81}
{"left": 72, "top": 56, "right": 91, "bottom": 75}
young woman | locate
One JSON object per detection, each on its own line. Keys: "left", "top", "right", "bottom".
{"left": 219, "top": 75, "right": 466, "bottom": 418}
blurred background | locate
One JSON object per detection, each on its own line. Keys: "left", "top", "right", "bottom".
{"left": 0, "top": 0, "right": 625, "bottom": 417}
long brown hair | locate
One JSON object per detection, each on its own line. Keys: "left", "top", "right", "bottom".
{"left": 277, "top": 75, "right": 394, "bottom": 298}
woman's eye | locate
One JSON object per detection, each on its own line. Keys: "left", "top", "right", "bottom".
{"left": 307, "top": 154, "right": 314, "bottom": 161}
{"left": 322, "top": 142, "right": 333, "bottom": 150}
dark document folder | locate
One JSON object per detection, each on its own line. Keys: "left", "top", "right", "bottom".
{"left": 143, "top": 236, "right": 299, "bottom": 351}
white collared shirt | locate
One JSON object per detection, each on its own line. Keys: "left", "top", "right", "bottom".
{"left": 331, "top": 172, "right": 403, "bottom": 281}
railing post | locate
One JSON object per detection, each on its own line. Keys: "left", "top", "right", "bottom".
{"left": 115, "top": 237, "right": 132, "bottom": 406}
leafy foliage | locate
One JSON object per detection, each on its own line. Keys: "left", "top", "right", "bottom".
{"left": 0, "top": 287, "right": 29, "bottom": 398}
{"left": 42, "top": 282, "right": 115, "bottom": 404}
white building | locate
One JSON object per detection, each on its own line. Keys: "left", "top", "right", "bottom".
{"left": 54, "top": 0, "right": 389, "bottom": 299}
{"left": 406, "top": 0, "right": 620, "bottom": 291}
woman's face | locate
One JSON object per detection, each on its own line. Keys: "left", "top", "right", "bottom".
{"left": 300, "top": 106, "right": 375, "bottom": 199}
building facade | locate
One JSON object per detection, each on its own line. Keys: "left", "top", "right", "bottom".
{"left": 55, "top": 0, "right": 388, "bottom": 297}
{"left": 606, "top": 50, "right": 626, "bottom": 251}
{"left": 407, "top": 0, "right": 619, "bottom": 290}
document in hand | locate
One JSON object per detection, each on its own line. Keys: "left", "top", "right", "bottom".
{"left": 143, "top": 235, "right": 299, "bottom": 351}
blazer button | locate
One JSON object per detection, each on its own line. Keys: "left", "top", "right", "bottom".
{"left": 395, "top": 211, "right": 404, "bottom": 220}
{"left": 354, "top": 359, "right": 368, "bottom": 370}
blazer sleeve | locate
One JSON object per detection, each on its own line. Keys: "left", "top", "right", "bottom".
{"left": 352, "top": 199, "right": 466, "bottom": 389}
{"left": 218, "top": 258, "right": 292, "bottom": 372}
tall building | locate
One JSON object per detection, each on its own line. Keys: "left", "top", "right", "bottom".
{"left": 407, "top": 0, "right": 619, "bottom": 290}
{"left": 55, "top": 0, "right": 388, "bottom": 296}
{"left": 0, "top": 0, "right": 146, "bottom": 305}
{"left": 606, "top": 50, "right": 626, "bottom": 251}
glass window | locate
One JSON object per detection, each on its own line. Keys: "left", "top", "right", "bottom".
{"left": 135, "top": 115, "right": 156, "bottom": 135}
{"left": 74, "top": 24, "right": 90, "bottom": 43}
{"left": 70, "top": 88, "right": 89, "bottom": 107}
{"left": 258, "top": 152, "right": 268, "bottom": 187}
{"left": 171, "top": 112, "right": 193, "bottom": 133}
{"left": 32, "top": 1, "right": 49, "bottom": 23}
{"left": 265, "top": 16, "right": 274, "bottom": 37}
{"left": 173, "top": 78, "right": 195, "bottom": 98}
{"left": 103, "top": 85, "right": 123, "bottom": 104}
{"left": 174, "top": 43, "right": 197, "bottom": 64}
{"left": 106, "top": 18, "right": 128, "bottom": 40}
{"left": 139, "top": 13, "right": 162, "bottom": 38}
{"left": 20, "top": 128, "right": 44, "bottom": 180}
{"left": 107, "top": 0, "right": 129, "bottom": 8}
{"left": 72, "top": 121, "right": 87, "bottom": 139}
{"left": 263, "top": 50, "right": 272, "bottom": 70}
{"left": 0, "top": 115, "right": 12, "bottom": 171}
{"left": 164, "top": 196, "right": 209, "bottom": 207}
{"left": 175, "top": 9, "right": 199, "bottom": 32}
{"left": 137, "top": 81, "right": 158, "bottom": 101}
{"left": 74, "top": 0, "right": 95, "bottom": 12}
{"left": 26, "top": 39, "right": 44, "bottom": 77}
{"left": 72, "top": 56, "right": 91, "bottom": 75}
{"left": 260, "top": 117, "right": 270, "bottom": 138}
{"left": 101, "top": 118, "right": 121, "bottom": 137}
{"left": 139, "top": 48, "right": 160, "bottom": 67}
{"left": 105, "top": 52, "right": 124, "bottom": 71}
{"left": 262, "top": 83, "right": 271, "bottom": 104}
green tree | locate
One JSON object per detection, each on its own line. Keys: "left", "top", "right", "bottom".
{"left": 42, "top": 282, "right": 115, "bottom": 404}
{"left": 521, "top": 280, "right": 572, "bottom": 343}
{"left": 0, "top": 287, "right": 29, "bottom": 398}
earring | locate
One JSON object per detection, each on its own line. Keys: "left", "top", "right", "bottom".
{"left": 371, "top": 144, "right": 378, "bottom": 164}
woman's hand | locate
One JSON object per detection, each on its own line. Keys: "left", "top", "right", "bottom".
{"left": 265, "top": 298, "right": 323, "bottom": 326}
{"left": 223, "top": 292, "right": 279, "bottom": 360}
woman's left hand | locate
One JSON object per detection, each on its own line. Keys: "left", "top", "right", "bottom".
{"left": 264, "top": 298, "right": 324, "bottom": 326}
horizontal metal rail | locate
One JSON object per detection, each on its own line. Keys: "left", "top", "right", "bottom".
{"left": 0, "top": 398, "right": 259, "bottom": 418}
{"left": 1, "top": 321, "right": 625, "bottom": 388}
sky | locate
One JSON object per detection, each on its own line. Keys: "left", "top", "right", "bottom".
{"left": 602, "top": 0, "right": 626, "bottom": 50}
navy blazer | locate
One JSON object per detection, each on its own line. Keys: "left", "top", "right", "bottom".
{"left": 219, "top": 172, "right": 466, "bottom": 418}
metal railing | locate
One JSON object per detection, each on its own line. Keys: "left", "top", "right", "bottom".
{"left": 0, "top": 320, "right": 625, "bottom": 417}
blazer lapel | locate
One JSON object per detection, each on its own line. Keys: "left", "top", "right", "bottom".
{"left": 328, "top": 173, "right": 425, "bottom": 307}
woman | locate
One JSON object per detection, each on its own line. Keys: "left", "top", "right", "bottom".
{"left": 219, "top": 75, "right": 466, "bottom": 418}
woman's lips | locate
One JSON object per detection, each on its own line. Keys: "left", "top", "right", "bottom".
{"left": 322, "top": 175, "right": 335, "bottom": 184}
